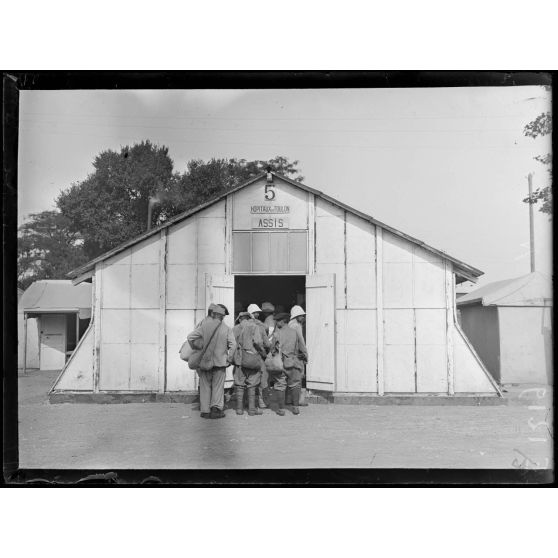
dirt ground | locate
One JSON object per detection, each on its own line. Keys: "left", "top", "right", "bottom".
{"left": 16, "top": 369, "right": 553, "bottom": 470}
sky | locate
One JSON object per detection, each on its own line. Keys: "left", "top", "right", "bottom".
{"left": 18, "top": 86, "right": 552, "bottom": 286}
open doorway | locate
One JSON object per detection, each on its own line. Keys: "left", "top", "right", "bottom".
{"left": 234, "top": 275, "right": 306, "bottom": 318}
{"left": 234, "top": 275, "right": 307, "bottom": 390}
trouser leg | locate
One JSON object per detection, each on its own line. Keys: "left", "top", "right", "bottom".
{"left": 210, "top": 367, "right": 226, "bottom": 411}
{"left": 274, "top": 371, "right": 287, "bottom": 416}
{"left": 198, "top": 371, "right": 211, "bottom": 414}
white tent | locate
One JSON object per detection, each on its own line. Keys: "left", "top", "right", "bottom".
{"left": 18, "top": 280, "right": 92, "bottom": 371}
{"left": 457, "top": 272, "right": 553, "bottom": 384}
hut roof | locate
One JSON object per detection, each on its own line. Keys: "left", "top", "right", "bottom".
{"left": 67, "top": 172, "right": 484, "bottom": 284}
{"left": 456, "top": 271, "right": 553, "bottom": 307}
{"left": 19, "top": 280, "right": 92, "bottom": 318}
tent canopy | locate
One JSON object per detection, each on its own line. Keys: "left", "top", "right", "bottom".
{"left": 456, "top": 271, "right": 553, "bottom": 307}
{"left": 19, "top": 280, "right": 92, "bottom": 319}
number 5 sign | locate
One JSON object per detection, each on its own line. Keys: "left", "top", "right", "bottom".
{"left": 264, "top": 183, "right": 276, "bottom": 201}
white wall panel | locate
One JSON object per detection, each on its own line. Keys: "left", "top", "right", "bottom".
{"left": 315, "top": 216, "right": 344, "bottom": 263}
{"left": 315, "top": 263, "right": 344, "bottom": 307}
{"left": 167, "top": 265, "right": 197, "bottom": 309}
{"left": 101, "top": 309, "right": 130, "bottom": 344}
{"left": 384, "top": 309, "right": 414, "bottom": 345}
{"left": 416, "top": 345, "right": 448, "bottom": 392}
{"left": 166, "top": 344, "right": 197, "bottom": 391}
{"left": 167, "top": 219, "right": 197, "bottom": 264}
{"left": 346, "top": 214, "right": 375, "bottom": 263}
{"left": 415, "top": 309, "right": 446, "bottom": 345}
{"left": 54, "top": 325, "right": 94, "bottom": 391}
{"left": 198, "top": 217, "right": 225, "bottom": 264}
{"left": 383, "top": 345, "right": 415, "bottom": 392}
{"left": 130, "top": 265, "right": 159, "bottom": 308}
{"left": 344, "top": 309, "right": 377, "bottom": 345}
{"left": 454, "top": 343, "right": 495, "bottom": 392}
{"left": 383, "top": 263, "right": 413, "bottom": 307}
{"left": 105, "top": 248, "right": 132, "bottom": 267}
{"left": 413, "top": 245, "right": 442, "bottom": 264}
{"left": 130, "top": 344, "right": 159, "bottom": 390}
{"left": 196, "top": 264, "right": 226, "bottom": 311}
{"left": 347, "top": 263, "right": 376, "bottom": 308}
{"left": 346, "top": 345, "right": 377, "bottom": 392}
{"left": 166, "top": 310, "right": 196, "bottom": 345}
{"left": 131, "top": 235, "right": 160, "bottom": 264}
{"left": 316, "top": 197, "right": 344, "bottom": 218}
{"left": 102, "top": 265, "right": 130, "bottom": 308}
{"left": 414, "top": 262, "right": 446, "bottom": 308}
{"left": 199, "top": 199, "right": 226, "bottom": 219}
{"left": 99, "top": 344, "right": 130, "bottom": 390}
{"left": 130, "top": 309, "right": 159, "bottom": 344}
{"left": 383, "top": 231, "right": 413, "bottom": 262}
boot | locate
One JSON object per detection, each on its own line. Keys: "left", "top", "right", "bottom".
{"left": 248, "top": 387, "right": 263, "bottom": 416}
{"left": 235, "top": 386, "right": 244, "bottom": 415}
{"left": 275, "top": 389, "right": 286, "bottom": 416}
{"left": 291, "top": 386, "right": 301, "bottom": 415}
{"left": 257, "top": 386, "right": 267, "bottom": 408}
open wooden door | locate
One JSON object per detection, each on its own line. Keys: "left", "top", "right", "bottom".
{"left": 206, "top": 274, "right": 235, "bottom": 387}
{"left": 305, "top": 274, "right": 336, "bottom": 392}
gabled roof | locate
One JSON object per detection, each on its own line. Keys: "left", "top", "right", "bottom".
{"left": 68, "top": 172, "right": 483, "bottom": 283}
{"left": 19, "top": 280, "right": 92, "bottom": 318}
{"left": 456, "top": 271, "right": 553, "bottom": 307}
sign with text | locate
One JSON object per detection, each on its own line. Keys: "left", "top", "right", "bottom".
{"left": 251, "top": 216, "right": 289, "bottom": 229}
{"left": 232, "top": 178, "right": 309, "bottom": 230}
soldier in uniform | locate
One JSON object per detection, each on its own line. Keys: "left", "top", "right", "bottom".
{"left": 233, "top": 311, "right": 266, "bottom": 416}
{"left": 269, "top": 312, "right": 308, "bottom": 416}
{"left": 247, "top": 303, "right": 271, "bottom": 408}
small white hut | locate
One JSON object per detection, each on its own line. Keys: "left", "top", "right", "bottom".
{"left": 51, "top": 172, "right": 500, "bottom": 400}
{"left": 457, "top": 271, "right": 553, "bottom": 385}
{"left": 19, "top": 280, "right": 92, "bottom": 371}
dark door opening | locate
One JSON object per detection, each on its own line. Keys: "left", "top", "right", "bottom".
{"left": 234, "top": 275, "right": 306, "bottom": 318}
{"left": 234, "top": 275, "right": 307, "bottom": 388}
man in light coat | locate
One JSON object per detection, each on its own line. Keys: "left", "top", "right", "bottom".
{"left": 270, "top": 312, "right": 308, "bottom": 416}
{"left": 187, "top": 304, "right": 236, "bottom": 419}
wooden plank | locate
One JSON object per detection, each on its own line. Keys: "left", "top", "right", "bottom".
{"left": 158, "top": 229, "right": 167, "bottom": 393}
{"left": 225, "top": 194, "right": 233, "bottom": 274}
{"left": 306, "top": 274, "right": 336, "bottom": 390}
{"left": 71, "top": 269, "right": 93, "bottom": 286}
{"left": 23, "top": 313, "right": 28, "bottom": 375}
{"left": 445, "top": 260, "right": 455, "bottom": 395}
{"left": 375, "top": 226, "right": 384, "bottom": 395}
{"left": 308, "top": 192, "right": 316, "bottom": 274}
{"left": 93, "top": 263, "right": 103, "bottom": 393}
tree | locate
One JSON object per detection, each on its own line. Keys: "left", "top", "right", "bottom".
{"left": 57, "top": 140, "right": 175, "bottom": 258}
{"left": 523, "top": 102, "right": 552, "bottom": 215}
{"left": 161, "top": 155, "right": 304, "bottom": 217}
{"left": 17, "top": 210, "right": 87, "bottom": 290}
{"left": 55, "top": 141, "right": 304, "bottom": 262}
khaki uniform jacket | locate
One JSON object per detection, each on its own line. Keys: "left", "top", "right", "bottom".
{"left": 271, "top": 326, "right": 308, "bottom": 371}
{"left": 288, "top": 319, "right": 304, "bottom": 339}
{"left": 188, "top": 316, "right": 236, "bottom": 369}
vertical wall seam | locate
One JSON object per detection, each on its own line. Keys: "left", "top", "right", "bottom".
{"left": 413, "top": 308, "right": 418, "bottom": 393}
{"left": 343, "top": 210, "right": 347, "bottom": 310}
{"left": 376, "top": 226, "right": 384, "bottom": 396}
{"left": 445, "top": 260, "right": 455, "bottom": 395}
{"left": 158, "top": 229, "right": 167, "bottom": 393}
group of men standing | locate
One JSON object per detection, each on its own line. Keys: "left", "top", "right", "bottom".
{"left": 186, "top": 302, "right": 308, "bottom": 420}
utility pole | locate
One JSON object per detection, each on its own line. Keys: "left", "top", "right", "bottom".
{"left": 528, "top": 173, "right": 535, "bottom": 273}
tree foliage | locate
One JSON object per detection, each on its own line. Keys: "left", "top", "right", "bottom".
{"left": 523, "top": 109, "right": 552, "bottom": 215}
{"left": 18, "top": 142, "right": 304, "bottom": 287}
{"left": 17, "top": 210, "right": 88, "bottom": 290}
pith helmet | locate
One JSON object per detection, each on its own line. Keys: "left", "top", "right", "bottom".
{"left": 261, "top": 301, "right": 275, "bottom": 312}
{"left": 247, "top": 303, "right": 262, "bottom": 315}
{"left": 290, "top": 305, "right": 306, "bottom": 319}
